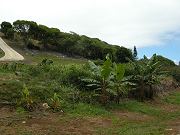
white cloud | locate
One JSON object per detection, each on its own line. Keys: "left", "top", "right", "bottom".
{"left": 174, "top": 60, "right": 179, "bottom": 65}
{"left": 1, "top": 0, "right": 180, "bottom": 48}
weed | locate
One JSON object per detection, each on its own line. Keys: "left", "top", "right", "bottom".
{"left": 18, "top": 85, "right": 35, "bottom": 111}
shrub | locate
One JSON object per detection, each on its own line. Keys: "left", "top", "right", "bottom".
{"left": 26, "top": 40, "right": 40, "bottom": 50}
{"left": 171, "top": 66, "right": 180, "bottom": 83}
{"left": 49, "top": 64, "right": 91, "bottom": 88}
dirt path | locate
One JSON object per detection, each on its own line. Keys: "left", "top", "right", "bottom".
{"left": 0, "top": 38, "right": 24, "bottom": 61}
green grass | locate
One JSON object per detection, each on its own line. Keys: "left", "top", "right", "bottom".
{"left": 96, "top": 121, "right": 165, "bottom": 135}
{"left": 0, "top": 51, "right": 179, "bottom": 135}
{"left": 23, "top": 51, "right": 87, "bottom": 65}
{"left": 164, "top": 91, "right": 180, "bottom": 105}
{"left": 57, "top": 98, "right": 180, "bottom": 135}
{"left": 66, "top": 103, "right": 111, "bottom": 117}
{"left": 109, "top": 101, "right": 162, "bottom": 117}
{"left": 0, "top": 48, "right": 5, "bottom": 58}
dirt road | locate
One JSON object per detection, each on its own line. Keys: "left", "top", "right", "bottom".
{"left": 0, "top": 37, "right": 24, "bottom": 61}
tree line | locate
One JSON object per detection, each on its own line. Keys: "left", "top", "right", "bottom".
{"left": 0, "top": 20, "right": 134, "bottom": 63}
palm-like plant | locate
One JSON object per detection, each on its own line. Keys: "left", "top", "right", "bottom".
{"left": 83, "top": 55, "right": 130, "bottom": 104}
{"left": 111, "top": 63, "right": 133, "bottom": 103}
{"left": 130, "top": 54, "right": 165, "bottom": 100}
{"left": 83, "top": 55, "right": 113, "bottom": 104}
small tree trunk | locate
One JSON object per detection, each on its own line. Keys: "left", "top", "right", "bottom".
{"left": 100, "top": 80, "right": 108, "bottom": 105}
{"left": 149, "top": 85, "right": 154, "bottom": 99}
{"left": 100, "top": 92, "right": 108, "bottom": 105}
{"left": 140, "top": 80, "right": 145, "bottom": 101}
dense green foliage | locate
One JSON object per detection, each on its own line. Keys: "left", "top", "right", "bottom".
{"left": 0, "top": 21, "right": 13, "bottom": 38}
{"left": 0, "top": 19, "right": 179, "bottom": 135}
{"left": 156, "top": 55, "right": 176, "bottom": 66}
{"left": 83, "top": 55, "right": 133, "bottom": 104}
{"left": 0, "top": 48, "right": 5, "bottom": 58}
{"left": 129, "top": 54, "right": 166, "bottom": 100}
{"left": 171, "top": 66, "right": 180, "bottom": 82}
{"left": 0, "top": 55, "right": 179, "bottom": 135}
{"left": 0, "top": 20, "right": 133, "bottom": 63}
{"left": 0, "top": 53, "right": 171, "bottom": 110}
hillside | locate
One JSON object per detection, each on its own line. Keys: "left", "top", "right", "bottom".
{"left": 0, "top": 51, "right": 179, "bottom": 134}
{"left": 0, "top": 20, "right": 133, "bottom": 63}
{"left": 0, "top": 21, "right": 180, "bottom": 135}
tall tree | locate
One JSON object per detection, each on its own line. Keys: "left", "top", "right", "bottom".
{"left": 115, "top": 46, "right": 133, "bottom": 63}
{"left": 133, "top": 46, "right": 138, "bottom": 60}
{"left": 0, "top": 21, "right": 12, "bottom": 37}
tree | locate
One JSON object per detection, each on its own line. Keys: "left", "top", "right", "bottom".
{"left": 115, "top": 46, "right": 133, "bottom": 63}
{"left": 13, "top": 20, "right": 30, "bottom": 35}
{"left": 6, "top": 28, "right": 15, "bottom": 39}
{"left": 133, "top": 46, "right": 138, "bottom": 60}
{"left": 0, "top": 21, "right": 12, "bottom": 37}
{"left": 1, "top": 20, "right": 136, "bottom": 63}
{"left": 156, "top": 55, "right": 175, "bottom": 67}
{"left": 13, "top": 20, "right": 38, "bottom": 40}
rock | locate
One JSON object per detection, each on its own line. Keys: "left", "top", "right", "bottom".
{"left": 22, "top": 121, "right": 26, "bottom": 124}
{"left": 42, "top": 103, "right": 50, "bottom": 109}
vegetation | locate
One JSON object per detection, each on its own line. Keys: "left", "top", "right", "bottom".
{"left": 129, "top": 54, "right": 166, "bottom": 100}
{"left": 0, "top": 21, "right": 13, "bottom": 38}
{"left": 0, "top": 51, "right": 179, "bottom": 135}
{"left": 83, "top": 55, "right": 133, "bottom": 104}
{"left": 133, "top": 45, "right": 138, "bottom": 60}
{"left": 0, "top": 48, "right": 5, "bottom": 58}
{"left": 163, "top": 91, "right": 180, "bottom": 105}
{"left": 0, "top": 20, "right": 179, "bottom": 135}
{"left": 156, "top": 55, "right": 176, "bottom": 67}
{"left": 170, "top": 66, "right": 180, "bottom": 83}
{"left": 1, "top": 20, "right": 134, "bottom": 62}
{"left": 0, "top": 54, "right": 177, "bottom": 108}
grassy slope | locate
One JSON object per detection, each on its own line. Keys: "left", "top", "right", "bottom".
{"left": 0, "top": 61, "right": 179, "bottom": 135}
{"left": 0, "top": 39, "right": 179, "bottom": 135}
{"left": 2, "top": 38, "right": 87, "bottom": 65}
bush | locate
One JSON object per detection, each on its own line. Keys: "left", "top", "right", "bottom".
{"left": 49, "top": 64, "right": 91, "bottom": 88}
{"left": 27, "top": 40, "right": 40, "bottom": 50}
{"left": 156, "top": 55, "right": 176, "bottom": 67}
{"left": 6, "top": 28, "right": 14, "bottom": 39}
{"left": 171, "top": 66, "right": 180, "bottom": 82}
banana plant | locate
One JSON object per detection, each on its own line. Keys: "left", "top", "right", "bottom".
{"left": 82, "top": 55, "right": 114, "bottom": 104}
{"left": 111, "top": 63, "right": 135, "bottom": 103}
{"left": 129, "top": 54, "right": 165, "bottom": 100}
{"left": 83, "top": 54, "right": 130, "bottom": 104}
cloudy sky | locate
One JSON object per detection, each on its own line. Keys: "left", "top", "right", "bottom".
{"left": 0, "top": 0, "right": 180, "bottom": 63}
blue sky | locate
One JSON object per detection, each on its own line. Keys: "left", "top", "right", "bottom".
{"left": 138, "top": 42, "right": 180, "bottom": 64}
{"left": 138, "top": 34, "right": 180, "bottom": 64}
{"left": 0, "top": 0, "right": 180, "bottom": 63}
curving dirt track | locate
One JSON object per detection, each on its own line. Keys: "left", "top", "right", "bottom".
{"left": 0, "top": 37, "right": 24, "bottom": 61}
